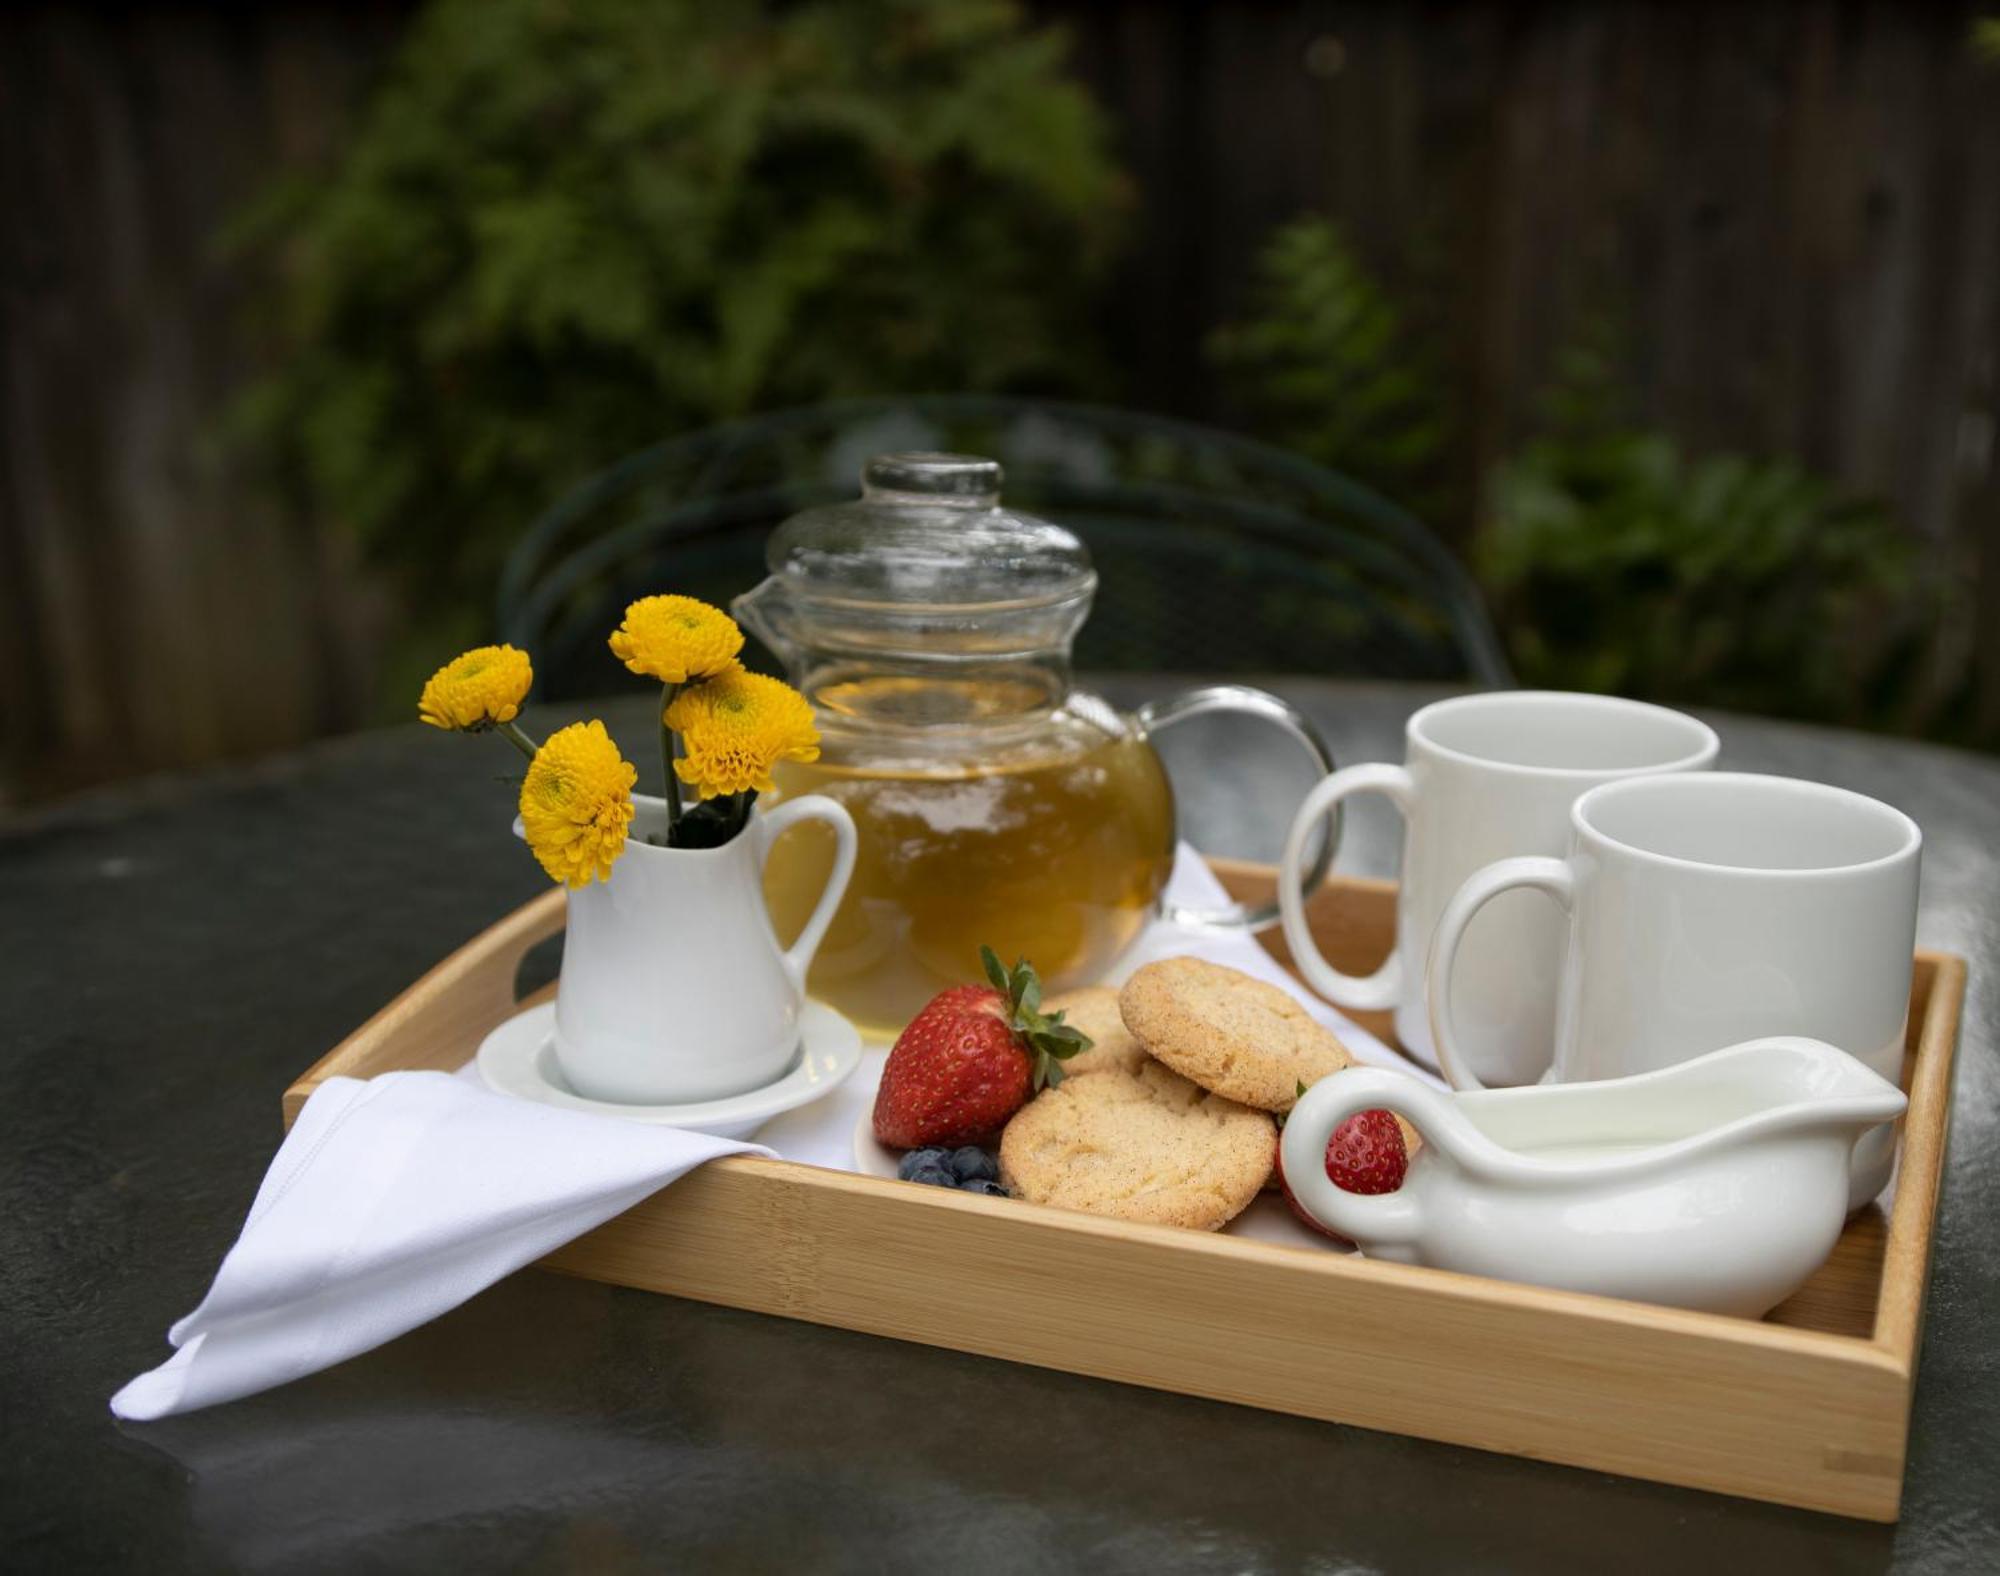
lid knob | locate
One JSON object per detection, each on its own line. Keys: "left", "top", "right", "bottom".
{"left": 861, "top": 452, "right": 1003, "bottom": 506}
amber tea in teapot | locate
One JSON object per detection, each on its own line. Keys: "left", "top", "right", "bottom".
{"left": 738, "top": 453, "right": 1332, "bottom": 1035}
{"left": 762, "top": 683, "right": 1174, "bottom": 1036}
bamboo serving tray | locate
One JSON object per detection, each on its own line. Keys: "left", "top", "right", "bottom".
{"left": 285, "top": 862, "right": 1964, "bottom": 1521}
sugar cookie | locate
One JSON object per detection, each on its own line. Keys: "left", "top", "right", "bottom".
{"left": 1119, "top": 957, "right": 1352, "bottom": 1113}
{"left": 999, "top": 1059, "right": 1274, "bottom": 1231}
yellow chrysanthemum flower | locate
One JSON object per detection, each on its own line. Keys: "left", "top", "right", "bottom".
{"left": 418, "top": 645, "right": 533, "bottom": 731}
{"left": 607, "top": 595, "right": 745, "bottom": 685}
{"left": 518, "top": 720, "right": 638, "bottom": 887}
{"left": 665, "top": 671, "right": 820, "bottom": 799}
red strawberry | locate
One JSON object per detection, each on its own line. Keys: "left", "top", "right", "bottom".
{"left": 872, "top": 948, "right": 1091, "bottom": 1150}
{"left": 1275, "top": 1108, "right": 1409, "bottom": 1246}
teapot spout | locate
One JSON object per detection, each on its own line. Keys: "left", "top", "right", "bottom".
{"left": 732, "top": 579, "right": 799, "bottom": 671}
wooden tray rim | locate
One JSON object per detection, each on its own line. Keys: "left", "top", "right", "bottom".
{"left": 282, "top": 859, "right": 1966, "bottom": 1519}
{"left": 282, "top": 862, "right": 1963, "bottom": 1367}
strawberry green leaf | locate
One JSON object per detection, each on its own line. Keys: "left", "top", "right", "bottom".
{"left": 975, "top": 946, "right": 1093, "bottom": 1089}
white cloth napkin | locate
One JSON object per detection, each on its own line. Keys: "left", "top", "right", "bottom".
{"left": 114, "top": 844, "right": 1430, "bottom": 1421}
{"left": 111, "top": 1071, "right": 766, "bottom": 1421}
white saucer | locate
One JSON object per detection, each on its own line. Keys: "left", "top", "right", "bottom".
{"left": 477, "top": 1001, "right": 863, "bottom": 1139}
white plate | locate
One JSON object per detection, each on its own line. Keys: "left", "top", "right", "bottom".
{"left": 477, "top": 1001, "right": 862, "bottom": 1139}
{"left": 851, "top": 1110, "right": 904, "bottom": 1179}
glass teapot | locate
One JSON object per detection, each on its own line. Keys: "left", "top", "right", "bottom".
{"left": 737, "top": 452, "right": 1335, "bottom": 1036}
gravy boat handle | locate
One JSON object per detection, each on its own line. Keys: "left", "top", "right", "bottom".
{"left": 1283, "top": 1069, "right": 1469, "bottom": 1248}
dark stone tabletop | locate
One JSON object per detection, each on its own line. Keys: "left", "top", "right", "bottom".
{"left": 2, "top": 680, "right": 1995, "bottom": 1573}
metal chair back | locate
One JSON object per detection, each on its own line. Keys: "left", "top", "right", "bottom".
{"left": 498, "top": 396, "right": 1512, "bottom": 696}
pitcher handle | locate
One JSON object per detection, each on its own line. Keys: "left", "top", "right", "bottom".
{"left": 1135, "top": 685, "right": 1338, "bottom": 931}
{"left": 1282, "top": 1068, "right": 1456, "bottom": 1248}
{"left": 754, "top": 795, "right": 858, "bottom": 994}
{"left": 1427, "top": 856, "right": 1575, "bottom": 1092}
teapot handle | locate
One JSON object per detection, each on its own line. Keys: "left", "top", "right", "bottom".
{"left": 1135, "top": 685, "right": 1338, "bottom": 931}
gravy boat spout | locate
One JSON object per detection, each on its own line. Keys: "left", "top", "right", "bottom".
{"left": 1282, "top": 1038, "right": 1907, "bottom": 1319}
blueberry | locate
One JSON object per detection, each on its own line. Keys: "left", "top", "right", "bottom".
{"left": 947, "top": 1146, "right": 998, "bottom": 1183}
{"left": 906, "top": 1164, "right": 956, "bottom": 1188}
{"left": 898, "top": 1147, "right": 949, "bottom": 1182}
{"left": 960, "top": 1178, "right": 1010, "bottom": 1197}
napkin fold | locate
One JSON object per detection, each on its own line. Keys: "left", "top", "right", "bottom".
{"left": 111, "top": 1071, "right": 766, "bottom": 1421}
{"left": 114, "top": 843, "right": 1431, "bottom": 1422}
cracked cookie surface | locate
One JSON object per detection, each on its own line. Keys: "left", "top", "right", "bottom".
{"left": 999, "top": 1058, "right": 1275, "bottom": 1230}
{"left": 1118, "top": 957, "right": 1352, "bottom": 1113}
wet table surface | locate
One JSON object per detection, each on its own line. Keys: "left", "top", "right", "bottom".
{"left": 3, "top": 680, "right": 1996, "bottom": 1573}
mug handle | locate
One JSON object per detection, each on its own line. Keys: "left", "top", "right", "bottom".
{"left": 1276, "top": 764, "right": 1417, "bottom": 1011}
{"left": 754, "top": 795, "right": 859, "bottom": 994}
{"left": 1281, "top": 1068, "right": 1445, "bottom": 1247}
{"left": 1426, "top": 856, "right": 1575, "bottom": 1091}
{"left": 1134, "top": 685, "right": 1338, "bottom": 931}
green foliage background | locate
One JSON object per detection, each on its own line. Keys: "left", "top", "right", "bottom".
{"left": 233, "top": 0, "right": 1966, "bottom": 740}
{"left": 1209, "top": 224, "right": 1942, "bottom": 733}
{"left": 1208, "top": 217, "right": 1452, "bottom": 527}
{"left": 1481, "top": 352, "right": 1925, "bottom": 726}
{"left": 232, "top": 0, "right": 1125, "bottom": 643}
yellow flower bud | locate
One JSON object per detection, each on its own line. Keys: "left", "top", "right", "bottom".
{"left": 608, "top": 595, "right": 744, "bottom": 685}
{"left": 518, "top": 720, "right": 638, "bottom": 887}
{"left": 665, "top": 671, "right": 820, "bottom": 799}
{"left": 418, "top": 645, "right": 533, "bottom": 731}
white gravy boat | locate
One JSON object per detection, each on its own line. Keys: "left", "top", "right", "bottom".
{"left": 1282, "top": 1038, "right": 1907, "bottom": 1318}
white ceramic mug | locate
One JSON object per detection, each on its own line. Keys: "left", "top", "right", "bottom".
{"left": 550, "top": 794, "right": 857, "bottom": 1105}
{"left": 1427, "top": 771, "right": 1921, "bottom": 1206}
{"left": 1276, "top": 691, "right": 1718, "bottom": 1082}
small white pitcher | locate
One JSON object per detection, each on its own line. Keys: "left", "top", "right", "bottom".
{"left": 1282, "top": 1038, "right": 1906, "bottom": 1318}
{"left": 538, "top": 793, "right": 857, "bottom": 1105}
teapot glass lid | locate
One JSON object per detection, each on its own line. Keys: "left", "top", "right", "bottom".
{"left": 763, "top": 453, "right": 1096, "bottom": 614}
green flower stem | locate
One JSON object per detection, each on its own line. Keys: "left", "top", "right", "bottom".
{"left": 660, "top": 683, "right": 683, "bottom": 843}
{"left": 496, "top": 720, "right": 541, "bottom": 762}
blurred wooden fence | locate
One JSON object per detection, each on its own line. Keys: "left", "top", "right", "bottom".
{"left": 0, "top": 3, "right": 405, "bottom": 805}
{"left": 4, "top": 1, "right": 1998, "bottom": 803}
{"left": 1063, "top": 1, "right": 2000, "bottom": 551}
